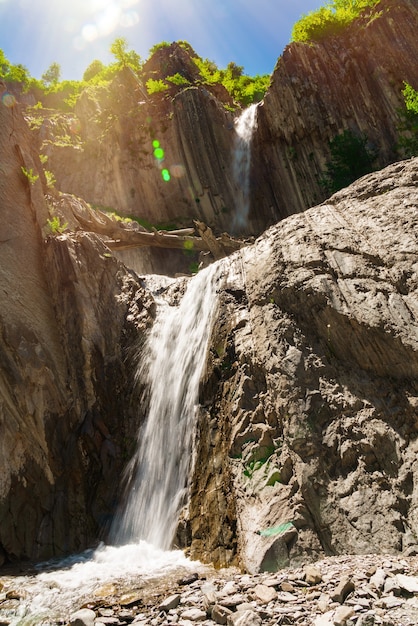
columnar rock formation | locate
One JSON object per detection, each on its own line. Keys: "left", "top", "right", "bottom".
{"left": 0, "top": 98, "right": 155, "bottom": 564}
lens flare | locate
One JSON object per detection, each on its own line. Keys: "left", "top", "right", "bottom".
{"left": 161, "top": 169, "right": 171, "bottom": 182}
{"left": 1, "top": 92, "right": 16, "bottom": 108}
{"left": 154, "top": 147, "right": 165, "bottom": 160}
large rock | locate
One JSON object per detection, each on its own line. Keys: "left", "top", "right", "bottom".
{"left": 188, "top": 157, "right": 418, "bottom": 572}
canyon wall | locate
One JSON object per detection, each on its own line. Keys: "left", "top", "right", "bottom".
{"left": 31, "top": 0, "right": 418, "bottom": 237}
{"left": 0, "top": 98, "right": 155, "bottom": 565}
{"left": 253, "top": 0, "right": 418, "bottom": 220}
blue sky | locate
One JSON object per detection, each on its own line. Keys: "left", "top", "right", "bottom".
{"left": 0, "top": 0, "right": 323, "bottom": 80}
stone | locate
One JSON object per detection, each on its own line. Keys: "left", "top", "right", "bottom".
{"left": 395, "top": 574, "right": 418, "bottom": 594}
{"left": 369, "top": 569, "right": 386, "bottom": 591}
{"left": 333, "top": 605, "right": 355, "bottom": 625}
{"left": 313, "top": 611, "right": 334, "bottom": 626}
{"left": 69, "top": 608, "right": 96, "bottom": 626}
{"left": 180, "top": 608, "right": 206, "bottom": 621}
{"left": 159, "top": 594, "right": 181, "bottom": 611}
{"left": 305, "top": 565, "right": 323, "bottom": 585}
{"left": 331, "top": 578, "right": 355, "bottom": 604}
{"left": 250, "top": 584, "right": 277, "bottom": 604}
{"left": 227, "top": 609, "right": 262, "bottom": 626}
{"left": 211, "top": 604, "right": 233, "bottom": 625}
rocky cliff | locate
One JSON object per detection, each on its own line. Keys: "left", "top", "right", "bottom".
{"left": 0, "top": 0, "right": 418, "bottom": 573}
{"left": 0, "top": 96, "right": 156, "bottom": 565}
{"left": 188, "top": 157, "right": 418, "bottom": 572}
{"left": 26, "top": 0, "right": 418, "bottom": 237}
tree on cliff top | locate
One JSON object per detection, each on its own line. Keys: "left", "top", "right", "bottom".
{"left": 291, "top": 0, "right": 381, "bottom": 43}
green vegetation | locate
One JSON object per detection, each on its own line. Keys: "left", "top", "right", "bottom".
{"left": 46, "top": 215, "right": 68, "bottom": 234}
{"left": 192, "top": 58, "right": 270, "bottom": 107}
{"left": 291, "top": 0, "right": 381, "bottom": 43}
{"left": 145, "top": 78, "right": 169, "bottom": 95}
{"left": 397, "top": 82, "right": 418, "bottom": 157}
{"left": 21, "top": 166, "right": 39, "bottom": 185}
{"left": 42, "top": 62, "right": 61, "bottom": 87}
{"left": 320, "top": 129, "right": 377, "bottom": 193}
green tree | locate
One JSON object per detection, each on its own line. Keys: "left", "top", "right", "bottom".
{"left": 110, "top": 37, "right": 141, "bottom": 71}
{"left": 321, "top": 129, "right": 377, "bottom": 193}
{"left": 83, "top": 59, "right": 105, "bottom": 82}
{"left": 42, "top": 62, "right": 61, "bottom": 86}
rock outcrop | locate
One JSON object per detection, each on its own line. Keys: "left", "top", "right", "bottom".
{"left": 253, "top": 0, "right": 418, "bottom": 221}
{"left": 188, "top": 157, "right": 418, "bottom": 572}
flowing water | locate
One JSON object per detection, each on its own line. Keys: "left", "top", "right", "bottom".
{"left": 0, "top": 264, "right": 221, "bottom": 624}
{"left": 111, "top": 262, "right": 221, "bottom": 548}
{"left": 232, "top": 103, "right": 258, "bottom": 233}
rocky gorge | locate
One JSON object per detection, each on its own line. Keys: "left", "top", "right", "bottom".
{"left": 0, "top": 0, "right": 418, "bottom": 623}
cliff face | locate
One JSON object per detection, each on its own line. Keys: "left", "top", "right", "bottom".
{"left": 252, "top": 0, "right": 418, "bottom": 221}
{"left": 189, "top": 157, "right": 418, "bottom": 572}
{"left": 32, "top": 0, "right": 418, "bottom": 237}
{"left": 38, "top": 70, "right": 239, "bottom": 233}
{"left": 0, "top": 99, "right": 155, "bottom": 564}
{"left": 1, "top": 82, "right": 418, "bottom": 571}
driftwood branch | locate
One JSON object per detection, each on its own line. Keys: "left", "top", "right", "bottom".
{"left": 71, "top": 204, "right": 243, "bottom": 259}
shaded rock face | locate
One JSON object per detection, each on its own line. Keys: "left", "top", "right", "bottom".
{"left": 188, "top": 158, "right": 418, "bottom": 573}
{"left": 0, "top": 99, "right": 155, "bottom": 564}
{"left": 253, "top": 0, "right": 418, "bottom": 220}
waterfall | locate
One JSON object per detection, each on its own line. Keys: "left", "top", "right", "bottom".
{"left": 111, "top": 263, "right": 220, "bottom": 549}
{"left": 232, "top": 103, "right": 258, "bottom": 233}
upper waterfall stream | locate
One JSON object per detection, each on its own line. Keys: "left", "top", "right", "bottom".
{"left": 232, "top": 103, "right": 258, "bottom": 233}
{"left": 0, "top": 264, "right": 222, "bottom": 625}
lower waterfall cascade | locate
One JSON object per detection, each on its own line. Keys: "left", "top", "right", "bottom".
{"left": 111, "top": 262, "right": 222, "bottom": 549}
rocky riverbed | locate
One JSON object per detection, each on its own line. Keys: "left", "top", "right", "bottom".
{"left": 2, "top": 553, "right": 418, "bottom": 626}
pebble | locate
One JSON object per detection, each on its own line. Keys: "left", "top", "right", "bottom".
{"left": 3, "top": 554, "right": 418, "bottom": 625}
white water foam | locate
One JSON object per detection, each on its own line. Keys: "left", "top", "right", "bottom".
{"left": 0, "top": 542, "right": 196, "bottom": 624}
{"left": 232, "top": 103, "right": 258, "bottom": 233}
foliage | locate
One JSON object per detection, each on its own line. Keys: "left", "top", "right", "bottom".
{"left": 21, "top": 166, "right": 39, "bottom": 185}
{"left": 46, "top": 215, "right": 68, "bottom": 234}
{"left": 320, "top": 129, "right": 377, "bottom": 193}
{"left": 110, "top": 37, "right": 142, "bottom": 72}
{"left": 42, "top": 62, "right": 61, "bottom": 87}
{"left": 397, "top": 82, "right": 418, "bottom": 157}
{"left": 166, "top": 73, "right": 191, "bottom": 86}
{"left": 291, "top": 0, "right": 381, "bottom": 43}
{"left": 83, "top": 59, "right": 105, "bottom": 82}
{"left": 44, "top": 170, "right": 56, "bottom": 188}
{"left": 145, "top": 78, "right": 169, "bottom": 94}
{"left": 192, "top": 57, "right": 270, "bottom": 106}
{"left": 148, "top": 41, "right": 171, "bottom": 56}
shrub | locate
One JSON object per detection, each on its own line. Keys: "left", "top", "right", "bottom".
{"left": 397, "top": 82, "right": 418, "bottom": 157}
{"left": 145, "top": 78, "right": 169, "bottom": 94}
{"left": 291, "top": 0, "right": 381, "bottom": 43}
{"left": 320, "top": 129, "right": 377, "bottom": 193}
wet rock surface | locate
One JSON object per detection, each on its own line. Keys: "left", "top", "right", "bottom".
{"left": 3, "top": 554, "right": 418, "bottom": 625}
